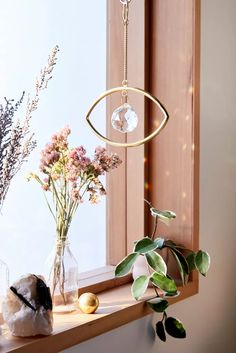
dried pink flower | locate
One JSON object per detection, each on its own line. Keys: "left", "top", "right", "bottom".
{"left": 89, "top": 193, "right": 99, "bottom": 204}
{"left": 71, "top": 188, "right": 81, "bottom": 202}
{"left": 30, "top": 126, "right": 122, "bottom": 241}
{"left": 42, "top": 184, "right": 50, "bottom": 191}
{"left": 92, "top": 147, "right": 122, "bottom": 175}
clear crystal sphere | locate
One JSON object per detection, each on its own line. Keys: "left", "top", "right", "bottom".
{"left": 111, "top": 103, "right": 138, "bottom": 133}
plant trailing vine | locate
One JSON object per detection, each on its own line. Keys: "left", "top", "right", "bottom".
{"left": 115, "top": 200, "right": 210, "bottom": 342}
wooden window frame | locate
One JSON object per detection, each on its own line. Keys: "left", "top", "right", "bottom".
{"left": 106, "top": 0, "right": 200, "bottom": 295}
{"left": 0, "top": 2, "right": 201, "bottom": 351}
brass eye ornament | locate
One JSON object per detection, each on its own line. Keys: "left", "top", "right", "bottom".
{"left": 85, "top": 86, "right": 169, "bottom": 148}
{"left": 85, "top": 0, "right": 169, "bottom": 148}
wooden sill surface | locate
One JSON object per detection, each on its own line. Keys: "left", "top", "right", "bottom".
{"left": 0, "top": 277, "right": 198, "bottom": 353}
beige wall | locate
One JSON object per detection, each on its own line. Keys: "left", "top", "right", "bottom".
{"left": 63, "top": 0, "right": 236, "bottom": 352}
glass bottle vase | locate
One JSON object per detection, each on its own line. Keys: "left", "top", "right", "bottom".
{"left": 0, "top": 258, "right": 9, "bottom": 330}
{"left": 46, "top": 240, "right": 78, "bottom": 314}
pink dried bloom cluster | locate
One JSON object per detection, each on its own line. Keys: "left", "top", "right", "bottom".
{"left": 39, "top": 126, "right": 70, "bottom": 174}
{"left": 67, "top": 146, "right": 91, "bottom": 182}
{"left": 39, "top": 127, "right": 121, "bottom": 203}
{"left": 92, "top": 146, "right": 122, "bottom": 175}
{"left": 30, "top": 127, "right": 122, "bottom": 240}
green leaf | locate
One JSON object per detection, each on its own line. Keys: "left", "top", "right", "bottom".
{"left": 165, "top": 317, "right": 186, "bottom": 339}
{"left": 147, "top": 298, "right": 169, "bottom": 312}
{"left": 164, "top": 239, "right": 176, "bottom": 247}
{"left": 150, "top": 272, "right": 177, "bottom": 293}
{"left": 186, "top": 252, "right": 196, "bottom": 272}
{"left": 134, "top": 237, "right": 158, "bottom": 254}
{"left": 156, "top": 321, "right": 166, "bottom": 342}
{"left": 154, "top": 237, "right": 165, "bottom": 249}
{"left": 164, "top": 291, "right": 180, "bottom": 298}
{"left": 131, "top": 275, "right": 149, "bottom": 300}
{"left": 169, "top": 248, "right": 189, "bottom": 285}
{"left": 145, "top": 251, "right": 167, "bottom": 275}
{"left": 150, "top": 208, "right": 176, "bottom": 226}
{"left": 195, "top": 250, "right": 210, "bottom": 276}
{"left": 115, "top": 253, "right": 139, "bottom": 277}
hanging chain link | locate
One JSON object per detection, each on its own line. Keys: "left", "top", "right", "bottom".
{"left": 120, "top": 0, "right": 131, "bottom": 102}
{"left": 122, "top": 2, "right": 129, "bottom": 86}
{"left": 120, "top": 0, "right": 131, "bottom": 5}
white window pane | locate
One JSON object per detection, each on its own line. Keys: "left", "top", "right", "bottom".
{"left": 0, "top": 0, "right": 107, "bottom": 281}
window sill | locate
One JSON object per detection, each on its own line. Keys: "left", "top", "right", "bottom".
{"left": 0, "top": 270, "right": 198, "bottom": 353}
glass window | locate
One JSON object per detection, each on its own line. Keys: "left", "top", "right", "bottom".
{"left": 0, "top": 0, "right": 107, "bottom": 281}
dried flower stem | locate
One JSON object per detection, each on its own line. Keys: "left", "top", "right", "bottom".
{"left": 0, "top": 45, "right": 59, "bottom": 209}
{"left": 29, "top": 127, "right": 122, "bottom": 307}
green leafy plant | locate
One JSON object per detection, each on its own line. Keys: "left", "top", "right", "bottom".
{"left": 115, "top": 200, "right": 210, "bottom": 342}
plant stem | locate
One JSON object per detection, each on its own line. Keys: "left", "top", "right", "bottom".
{"left": 144, "top": 199, "right": 152, "bottom": 207}
{"left": 51, "top": 178, "right": 64, "bottom": 210}
{"left": 162, "top": 311, "right": 167, "bottom": 322}
{"left": 151, "top": 216, "right": 158, "bottom": 240}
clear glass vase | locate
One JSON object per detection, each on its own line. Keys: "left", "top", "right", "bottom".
{"left": 46, "top": 240, "right": 78, "bottom": 314}
{"left": 0, "top": 258, "right": 9, "bottom": 330}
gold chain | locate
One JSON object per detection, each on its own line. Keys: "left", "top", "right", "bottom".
{"left": 122, "top": 1, "right": 129, "bottom": 86}
{"left": 121, "top": 0, "right": 130, "bottom": 102}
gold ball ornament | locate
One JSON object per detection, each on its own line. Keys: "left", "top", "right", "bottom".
{"left": 78, "top": 293, "right": 99, "bottom": 314}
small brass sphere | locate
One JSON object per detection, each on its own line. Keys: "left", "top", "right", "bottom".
{"left": 78, "top": 292, "right": 99, "bottom": 314}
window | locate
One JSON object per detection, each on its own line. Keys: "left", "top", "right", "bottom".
{"left": 0, "top": 0, "right": 108, "bottom": 281}
{"left": 0, "top": 0, "right": 200, "bottom": 294}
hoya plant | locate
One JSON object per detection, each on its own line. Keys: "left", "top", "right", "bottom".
{"left": 115, "top": 200, "right": 210, "bottom": 342}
